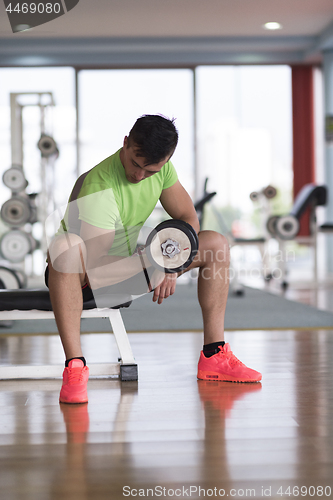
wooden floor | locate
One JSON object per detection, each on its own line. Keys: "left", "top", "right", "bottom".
{"left": 0, "top": 287, "right": 333, "bottom": 499}
{"left": 0, "top": 330, "right": 332, "bottom": 499}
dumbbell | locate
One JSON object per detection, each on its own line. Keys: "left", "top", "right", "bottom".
{"left": 145, "top": 219, "right": 199, "bottom": 273}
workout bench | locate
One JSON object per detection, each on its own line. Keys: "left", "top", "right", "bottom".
{"left": 0, "top": 289, "right": 138, "bottom": 381}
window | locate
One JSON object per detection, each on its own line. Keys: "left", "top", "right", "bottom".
{"left": 196, "top": 65, "right": 292, "bottom": 236}
{"left": 0, "top": 67, "right": 76, "bottom": 208}
{"left": 79, "top": 69, "right": 194, "bottom": 196}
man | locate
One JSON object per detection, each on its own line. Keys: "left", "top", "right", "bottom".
{"left": 47, "top": 115, "right": 261, "bottom": 404}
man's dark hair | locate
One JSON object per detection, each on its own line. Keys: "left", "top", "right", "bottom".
{"left": 127, "top": 115, "right": 178, "bottom": 165}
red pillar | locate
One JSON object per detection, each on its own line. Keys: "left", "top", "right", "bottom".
{"left": 291, "top": 66, "right": 315, "bottom": 236}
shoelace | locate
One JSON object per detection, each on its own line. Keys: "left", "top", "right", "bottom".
{"left": 67, "top": 368, "right": 85, "bottom": 384}
{"left": 219, "top": 348, "right": 245, "bottom": 367}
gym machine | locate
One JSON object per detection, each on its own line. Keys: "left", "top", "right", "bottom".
{"left": 266, "top": 183, "right": 329, "bottom": 288}
{"left": 0, "top": 92, "right": 58, "bottom": 287}
{"left": 195, "top": 179, "right": 272, "bottom": 295}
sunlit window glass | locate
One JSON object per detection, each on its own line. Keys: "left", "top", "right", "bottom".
{"left": 196, "top": 65, "right": 292, "bottom": 237}
{"left": 79, "top": 69, "right": 194, "bottom": 196}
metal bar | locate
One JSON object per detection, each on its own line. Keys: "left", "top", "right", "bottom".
{"left": 75, "top": 68, "right": 80, "bottom": 178}
{"left": 192, "top": 68, "right": 198, "bottom": 200}
{"left": 0, "top": 308, "right": 121, "bottom": 321}
{"left": 0, "top": 362, "right": 120, "bottom": 380}
{"left": 107, "top": 309, "right": 135, "bottom": 364}
{"left": 10, "top": 94, "right": 23, "bottom": 166}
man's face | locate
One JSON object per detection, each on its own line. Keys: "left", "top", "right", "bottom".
{"left": 120, "top": 136, "right": 170, "bottom": 184}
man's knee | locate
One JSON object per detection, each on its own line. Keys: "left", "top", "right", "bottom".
{"left": 198, "top": 231, "right": 230, "bottom": 265}
{"left": 48, "top": 233, "right": 86, "bottom": 274}
{"left": 214, "top": 233, "right": 230, "bottom": 265}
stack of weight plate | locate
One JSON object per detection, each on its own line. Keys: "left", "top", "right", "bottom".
{"left": 0, "top": 165, "right": 38, "bottom": 270}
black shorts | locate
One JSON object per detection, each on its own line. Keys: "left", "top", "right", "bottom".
{"left": 44, "top": 266, "right": 95, "bottom": 302}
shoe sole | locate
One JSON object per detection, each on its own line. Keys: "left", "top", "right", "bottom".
{"left": 197, "top": 369, "right": 262, "bottom": 383}
{"left": 59, "top": 398, "right": 88, "bottom": 404}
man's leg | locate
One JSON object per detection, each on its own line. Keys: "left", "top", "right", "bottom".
{"left": 184, "top": 230, "right": 261, "bottom": 383}
{"left": 192, "top": 231, "right": 229, "bottom": 345}
{"left": 48, "top": 234, "right": 90, "bottom": 403}
{"left": 180, "top": 230, "right": 229, "bottom": 344}
{"left": 48, "top": 234, "right": 87, "bottom": 359}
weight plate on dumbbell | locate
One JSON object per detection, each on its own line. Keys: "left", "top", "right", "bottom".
{"left": 266, "top": 215, "right": 280, "bottom": 236}
{"left": 2, "top": 166, "right": 28, "bottom": 192}
{"left": 275, "top": 215, "right": 300, "bottom": 240}
{"left": 0, "top": 230, "right": 33, "bottom": 262}
{"left": 0, "top": 196, "right": 32, "bottom": 227}
{"left": 146, "top": 219, "right": 199, "bottom": 273}
{"left": 174, "top": 219, "right": 199, "bottom": 243}
{"left": 148, "top": 228, "right": 192, "bottom": 272}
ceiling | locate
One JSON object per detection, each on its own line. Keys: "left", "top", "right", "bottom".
{"left": 0, "top": 0, "right": 333, "bottom": 66}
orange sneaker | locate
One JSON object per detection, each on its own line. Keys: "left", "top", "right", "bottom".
{"left": 59, "top": 359, "right": 89, "bottom": 404}
{"left": 197, "top": 343, "right": 262, "bottom": 383}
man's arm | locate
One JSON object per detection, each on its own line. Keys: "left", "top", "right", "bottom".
{"left": 159, "top": 180, "right": 200, "bottom": 233}
{"left": 80, "top": 221, "right": 151, "bottom": 289}
{"left": 151, "top": 180, "right": 200, "bottom": 305}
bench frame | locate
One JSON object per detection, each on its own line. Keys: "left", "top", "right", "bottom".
{"left": 0, "top": 307, "right": 138, "bottom": 381}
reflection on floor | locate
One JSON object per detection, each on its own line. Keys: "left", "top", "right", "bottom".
{"left": 0, "top": 329, "right": 332, "bottom": 499}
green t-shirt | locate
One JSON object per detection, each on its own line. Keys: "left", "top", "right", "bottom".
{"left": 59, "top": 149, "right": 178, "bottom": 256}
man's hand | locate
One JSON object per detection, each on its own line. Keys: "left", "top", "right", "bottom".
{"left": 151, "top": 271, "right": 178, "bottom": 305}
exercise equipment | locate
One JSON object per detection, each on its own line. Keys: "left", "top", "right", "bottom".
{"left": 0, "top": 289, "right": 137, "bottom": 381}
{"left": 275, "top": 215, "right": 300, "bottom": 240}
{"left": 0, "top": 193, "right": 38, "bottom": 228}
{"left": 0, "top": 230, "right": 38, "bottom": 263}
{"left": 267, "top": 184, "right": 327, "bottom": 240}
{"left": 265, "top": 184, "right": 328, "bottom": 288}
{"left": 263, "top": 185, "right": 277, "bottom": 199}
{"left": 194, "top": 178, "right": 272, "bottom": 295}
{"left": 37, "top": 134, "right": 58, "bottom": 157}
{"left": 1, "top": 195, "right": 33, "bottom": 227}
{"left": 0, "top": 266, "right": 26, "bottom": 327}
{"left": 146, "top": 219, "right": 199, "bottom": 273}
{"left": 249, "top": 191, "right": 260, "bottom": 202}
{"left": 266, "top": 215, "right": 280, "bottom": 237}
{"left": 250, "top": 184, "right": 278, "bottom": 240}
{"left": 2, "top": 165, "right": 28, "bottom": 193}
{"left": 0, "top": 266, "right": 24, "bottom": 289}
{"left": 7, "top": 92, "right": 58, "bottom": 276}
{"left": 195, "top": 183, "right": 217, "bottom": 227}
{"left": 250, "top": 185, "right": 277, "bottom": 202}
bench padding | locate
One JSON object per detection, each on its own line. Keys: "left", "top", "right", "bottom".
{"left": 0, "top": 289, "right": 132, "bottom": 312}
